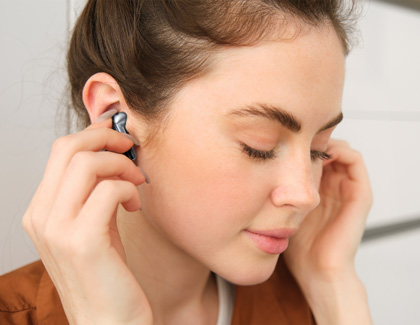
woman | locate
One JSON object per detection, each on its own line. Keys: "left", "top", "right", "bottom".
{"left": 0, "top": 0, "right": 373, "bottom": 324}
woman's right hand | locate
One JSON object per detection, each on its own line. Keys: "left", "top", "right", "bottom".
{"left": 22, "top": 114, "right": 153, "bottom": 325}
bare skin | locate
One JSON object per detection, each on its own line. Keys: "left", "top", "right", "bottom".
{"left": 22, "top": 23, "right": 372, "bottom": 325}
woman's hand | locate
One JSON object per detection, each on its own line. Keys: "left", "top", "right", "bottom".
{"left": 283, "top": 139, "right": 373, "bottom": 324}
{"left": 22, "top": 115, "right": 152, "bottom": 325}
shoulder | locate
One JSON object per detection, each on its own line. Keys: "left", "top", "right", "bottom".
{"left": 0, "top": 260, "right": 44, "bottom": 311}
{"left": 231, "top": 255, "right": 315, "bottom": 325}
{"left": 0, "top": 260, "right": 44, "bottom": 323}
{"left": 0, "top": 260, "right": 68, "bottom": 324}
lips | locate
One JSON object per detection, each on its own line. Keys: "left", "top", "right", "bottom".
{"left": 244, "top": 228, "right": 297, "bottom": 255}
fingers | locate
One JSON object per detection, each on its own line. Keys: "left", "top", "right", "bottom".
{"left": 22, "top": 118, "right": 142, "bottom": 239}
{"left": 325, "top": 139, "right": 370, "bottom": 183}
{"left": 32, "top": 123, "right": 135, "bottom": 215}
{"left": 322, "top": 139, "right": 373, "bottom": 206}
{"left": 44, "top": 127, "right": 134, "bottom": 187}
{"left": 20, "top": 114, "right": 151, "bottom": 324}
{"left": 51, "top": 151, "right": 144, "bottom": 223}
{"left": 78, "top": 180, "right": 141, "bottom": 237}
{"left": 52, "top": 180, "right": 141, "bottom": 259}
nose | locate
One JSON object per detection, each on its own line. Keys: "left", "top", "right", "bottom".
{"left": 270, "top": 158, "right": 320, "bottom": 212}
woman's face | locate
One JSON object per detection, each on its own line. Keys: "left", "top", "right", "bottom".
{"left": 131, "top": 24, "right": 345, "bottom": 285}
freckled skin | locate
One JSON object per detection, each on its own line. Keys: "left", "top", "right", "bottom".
{"left": 122, "top": 24, "right": 345, "bottom": 286}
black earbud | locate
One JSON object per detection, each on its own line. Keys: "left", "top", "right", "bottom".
{"left": 111, "top": 112, "right": 137, "bottom": 161}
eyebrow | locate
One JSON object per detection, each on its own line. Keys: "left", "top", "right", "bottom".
{"left": 228, "top": 103, "right": 343, "bottom": 133}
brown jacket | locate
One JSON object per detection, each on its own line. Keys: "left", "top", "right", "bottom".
{"left": 0, "top": 256, "right": 314, "bottom": 324}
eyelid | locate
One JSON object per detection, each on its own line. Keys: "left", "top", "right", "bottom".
{"left": 310, "top": 150, "right": 331, "bottom": 161}
{"left": 241, "top": 142, "right": 331, "bottom": 162}
{"left": 240, "top": 143, "right": 276, "bottom": 160}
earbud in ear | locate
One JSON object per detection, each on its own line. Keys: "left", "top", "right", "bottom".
{"left": 112, "top": 112, "right": 137, "bottom": 161}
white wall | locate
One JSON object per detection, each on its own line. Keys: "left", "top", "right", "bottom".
{"left": 339, "top": 1, "right": 420, "bottom": 324}
{"left": 0, "top": 0, "right": 87, "bottom": 275}
{"left": 0, "top": 1, "right": 419, "bottom": 324}
{"left": 0, "top": 0, "right": 68, "bottom": 274}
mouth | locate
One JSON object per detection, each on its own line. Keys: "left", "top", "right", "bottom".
{"left": 244, "top": 228, "right": 297, "bottom": 255}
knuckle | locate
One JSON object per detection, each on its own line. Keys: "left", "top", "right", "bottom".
{"left": 69, "top": 151, "right": 96, "bottom": 171}
{"left": 72, "top": 151, "right": 94, "bottom": 163}
{"left": 28, "top": 213, "right": 45, "bottom": 235}
{"left": 352, "top": 150, "right": 363, "bottom": 160}
{"left": 21, "top": 214, "right": 32, "bottom": 234}
{"left": 51, "top": 135, "right": 73, "bottom": 154}
{"left": 96, "top": 180, "right": 119, "bottom": 196}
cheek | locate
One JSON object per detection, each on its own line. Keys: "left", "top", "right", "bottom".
{"left": 314, "top": 163, "right": 323, "bottom": 190}
{"left": 139, "top": 131, "right": 266, "bottom": 248}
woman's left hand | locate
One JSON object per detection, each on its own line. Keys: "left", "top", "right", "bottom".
{"left": 283, "top": 139, "right": 373, "bottom": 323}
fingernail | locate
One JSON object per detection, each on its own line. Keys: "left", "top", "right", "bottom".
{"left": 138, "top": 166, "right": 150, "bottom": 184}
{"left": 94, "top": 108, "right": 118, "bottom": 123}
{"left": 121, "top": 133, "right": 140, "bottom": 146}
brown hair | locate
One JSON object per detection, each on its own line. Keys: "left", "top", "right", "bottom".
{"left": 67, "top": 0, "right": 358, "bottom": 129}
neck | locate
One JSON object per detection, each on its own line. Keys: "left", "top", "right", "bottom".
{"left": 117, "top": 208, "right": 219, "bottom": 325}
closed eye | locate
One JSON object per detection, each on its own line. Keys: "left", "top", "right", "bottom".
{"left": 310, "top": 150, "right": 331, "bottom": 161}
{"left": 240, "top": 143, "right": 276, "bottom": 160}
{"left": 241, "top": 143, "right": 331, "bottom": 162}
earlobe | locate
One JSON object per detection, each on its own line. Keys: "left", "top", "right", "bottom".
{"left": 82, "top": 72, "right": 125, "bottom": 123}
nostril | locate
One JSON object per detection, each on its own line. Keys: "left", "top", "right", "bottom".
{"left": 305, "top": 188, "right": 321, "bottom": 212}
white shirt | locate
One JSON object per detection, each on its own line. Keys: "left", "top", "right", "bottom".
{"left": 216, "top": 275, "right": 235, "bottom": 325}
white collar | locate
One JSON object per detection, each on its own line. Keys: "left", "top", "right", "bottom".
{"left": 216, "top": 275, "right": 235, "bottom": 325}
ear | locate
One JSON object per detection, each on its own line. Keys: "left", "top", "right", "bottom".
{"left": 83, "top": 72, "right": 127, "bottom": 123}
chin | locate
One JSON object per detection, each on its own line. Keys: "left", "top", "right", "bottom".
{"left": 217, "top": 254, "right": 279, "bottom": 286}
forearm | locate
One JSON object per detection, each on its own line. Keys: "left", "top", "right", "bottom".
{"left": 304, "top": 271, "right": 372, "bottom": 325}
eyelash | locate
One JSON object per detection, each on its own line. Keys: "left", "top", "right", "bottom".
{"left": 310, "top": 150, "right": 331, "bottom": 161}
{"left": 241, "top": 144, "right": 276, "bottom": 160}
{"left": 241, "top": 143, "right": 331, "bottom": 162}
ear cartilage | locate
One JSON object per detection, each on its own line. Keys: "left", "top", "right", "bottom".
{"left": 112, "top": 112, "right": 137, "bottom": 161}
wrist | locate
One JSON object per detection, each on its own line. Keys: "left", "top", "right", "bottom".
{"left": 303, "top": 271, "right": 372, "bottom": 325}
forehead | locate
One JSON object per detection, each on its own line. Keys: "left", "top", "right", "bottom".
{"left": 170, "top": 24, "right": 345, "bottom": 128}
{"left": 207, "top": 24, "right": 345, "bottom": 94}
